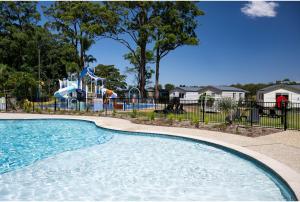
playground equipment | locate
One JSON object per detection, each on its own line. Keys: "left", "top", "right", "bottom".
{"left": 54, "top": 66, "right": 117, "bottom": 111}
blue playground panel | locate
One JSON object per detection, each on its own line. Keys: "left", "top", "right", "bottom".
{"left": 38, "top": 101, "right": 155, "bottom": 111}
{"left": 123, "top": 103, "right": 155, "bottom": 110}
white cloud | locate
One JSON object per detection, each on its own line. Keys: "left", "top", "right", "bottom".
{"left": 241, "top": 1, "right": 279, "bottom": 18}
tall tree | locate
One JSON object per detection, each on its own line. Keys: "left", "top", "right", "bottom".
{"left": 105, "top": 2, "right": 156, "bottom": 98}
{"left": 94, "top": 64, "right": 127, "bottom": 93}
{"left": 44, "top": 2, "right": 117, "bottom": 72}
{"left": 123, "top": 48, "right": 154, "bottom": 88}
{"left": 0, "top": 2, "right": 40, "bottom": 71}
{"left": 164, "top": 83, "right": 175, "bottom": 92}
{"left": 152, "top": 2, "right": 204, "bottom": 99}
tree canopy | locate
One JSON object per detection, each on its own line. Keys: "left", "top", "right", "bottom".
{"left": 94, "top": 64, "right": 127, "bottom": 95}
{"left": 0, "top": 1, "right": 207, "bottom": 101}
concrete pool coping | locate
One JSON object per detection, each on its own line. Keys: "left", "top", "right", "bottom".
{"left": 1, "top": 113, "right": 300, "bottom": 199}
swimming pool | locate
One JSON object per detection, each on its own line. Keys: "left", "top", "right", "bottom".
{"left": 0, "top": 119, "right": 296, "bottom": 200}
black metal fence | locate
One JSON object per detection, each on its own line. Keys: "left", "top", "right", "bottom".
{"left": 1, "top": 94, "right": 299, "bottom": 131}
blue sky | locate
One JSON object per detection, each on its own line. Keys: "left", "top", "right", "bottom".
{"left": 39, "top": 1, "right": 300, "bottom": 87}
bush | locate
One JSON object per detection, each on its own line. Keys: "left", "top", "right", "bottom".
{"left": 177, "top": 116, "right": 183, "bottom": 122}
{"left": 191, "top": 116, "right": 200, "bottom": 128}
{"left": 35, "top": 107, "right": 42, "bottom": 114}
{"left": 218, "top": 98, "right": 237, "bottom": 124}
{"left": 112, "top": 109, "right": 116, "bottom": 117}
{"left": 23, "top": 99, "right": 32, "bottom": 113}
{"left": 204, "top": 116, "right": 209, "bottom": 125}
{"left": 218, "top": 98, "right": 237, "bottom": 115}
{"left": 6, "top": 72, "right": 38, "bottom": 101}
{"left": 148, "top": 111, "right": 155, "bottom": 121}
{"left": 167, "top": 114, "right": 175, "bottom": 124}
{"left": 131, "top": 109, "right": 137, "bottom": 118}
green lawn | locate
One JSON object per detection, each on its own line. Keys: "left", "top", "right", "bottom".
{"left": 119, "top": 108, "right": 300, "bottom": 130}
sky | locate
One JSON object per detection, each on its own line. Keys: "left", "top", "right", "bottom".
{"left": 38, "top": 1, "right": 300, "bottom": 87}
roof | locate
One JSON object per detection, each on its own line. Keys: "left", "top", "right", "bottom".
{"left": 199, "top": 85, "right": 248, "bottom": 93}
{"left": 172, "top": 86, "right": 204, "bottom": 92}
{"left": 213, "top": 86, "right": 248, "bottom": 92}
{"left": 258, "top": 84, "right": 300, "bottom": 93}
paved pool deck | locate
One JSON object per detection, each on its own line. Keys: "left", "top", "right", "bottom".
{"left": 1, "top": 113, "right": 300, "bottom": 199}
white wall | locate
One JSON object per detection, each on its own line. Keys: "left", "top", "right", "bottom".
{"left": 221, "top": 91, "right": 245, "bottom": 101}
{"left": 169, "top": 91, "right": 180, "bottom": 98}
{"left": 263, "top": 89, "right": 300, "bottom": 103}
{"left": 200, "top": 90, "right": 222, "bottom": 99}
{"left": 200, "top": 90, "right": 245, "bottom": 101}
{"left": 184, "top": 92, "right": 200, "bottom": 100}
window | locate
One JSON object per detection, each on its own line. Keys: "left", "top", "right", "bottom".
{"left": 211, "top": 93, "right": 215, "bottom": 97}
{"left": 179, "top": 93, "right": 184, "bottom": 98}
{"left": 239, "top": 93, "right": 242, "bottom": 99}
{"left": 259, "top": 93, "right": 264, "bottom": 100}
{"left": 233, "top": 93, "right": 236, "bottom": 99}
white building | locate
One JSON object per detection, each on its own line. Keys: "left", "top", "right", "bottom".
{"left": 256, "top": 84, "right": 300, "bottom": 104}
{"left": 170, "top": 85, "right": 247, "bottom": 102}
{"left": 170, "top": 86, "right": 203, "bottom": 102}
{"left": 198, "top": 86, "right": 248, "bottom": 101}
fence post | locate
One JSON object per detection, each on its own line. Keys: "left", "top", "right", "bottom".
{"left": 54, "top": 98, "right": 57, "bottom": 112}
{"left": 284, "top": 101, "right": 287, "bottom": 131}
{"left": 202, "top": 100, "right": 205, "bottom": 122}
{"left": 5, "top": 93, "right": 8, "bottom": 112}
{"left": 250, "top": 101, "right": 253, "bottom": 126}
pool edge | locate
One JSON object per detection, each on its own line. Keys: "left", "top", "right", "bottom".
{"left": 1, "top": 114, "right": 300, "bottom": 200}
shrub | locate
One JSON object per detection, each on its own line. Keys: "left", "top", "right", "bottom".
{"left": 218, "top": 98, "right": 237, "bottom": 114}
{"left": 191, "top": 116, "right": 200, "bottom": 128}
{"left": 167, "top": 114, "right": 175, "bottom": 124}
{"left": 218, "top": 98, "right": 237, "bottom": 124}
{"left": 148, "top": 111, "right": 155, "bottom": 121}
{"left": 22, "top": 99, "right": 32, "bottom": 113}
{"left": 204, "top": 116, "right": 209, "bottom": 125}
{"left": 131, "top": 109, "right": 137, "bottom": 118}
{"left": 177, "top": 116, "right": 183, "bottom": 122}
{"left": 112, "top": 109, "right": 116, "bottom": 117}
{"left": 35, "top": 107, "right": 42, "bottom": 114}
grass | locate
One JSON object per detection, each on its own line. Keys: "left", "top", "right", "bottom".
{"left": 118, "top": 108, "right": 300, "bottom": 130}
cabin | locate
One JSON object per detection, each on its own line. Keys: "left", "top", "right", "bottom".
{"left": 198, "top": 86, "right": 248, "bottom": 101}
{"left": 169, "top": 86, "right": 203, "bottom": 102}
{"left": 256, "top": 84, "right": 300, "bottom": 104}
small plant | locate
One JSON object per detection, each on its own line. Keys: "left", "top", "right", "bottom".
{"left": 177, "top": 116, "right": 183, "bottom": 122}
{"left": 131, "top": 109, "right": 137, "bottom": 118}
{"left": 204, "top": 116, "right": 209, "bottom": 125}
{"left": 35, "top": 107, "right": 42, "bottom": 114}
{"left": 148, "top": 111, "right": 155, "bottom": 121}
{"left": 47, "top": 108, "right": 51, "bottom": 114}
{"left": 167, "top": 114, "right": 175, "bottom": 124}
{"left": 191, "top": 116, "right": 200, "bottom": 128}
{"left": 235, "top": 125, "right": 240, "bottom": 134}
{"left": 218, "top": 98, "right": 237, "bottom": 124}
{"left": 218, "top": 123, "right": 227, "bottom": 131}
{"left": 112, "top": 109, "right": 116, "bottom": 117}
{"left": 22, "top": 99, "right": 32, "bottom": 113}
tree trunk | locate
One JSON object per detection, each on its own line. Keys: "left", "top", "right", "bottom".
{"left": 138, "top": 8, "right": 147, "bottom": 99}
{"left": 80, "top": 35, "right": 84, "bottom": 70}
{"left": 155, "top": 46, "right": 160, "bottom": 100}
{"left": 139, "top": 42, "right": 146, "bottom": 98}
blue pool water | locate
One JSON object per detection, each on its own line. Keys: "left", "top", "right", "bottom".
{"left": 0, "top": 119, "right": 296, "bottom": 200}
{"left": 0, "top": 120, "right": 113, "bottom": 174}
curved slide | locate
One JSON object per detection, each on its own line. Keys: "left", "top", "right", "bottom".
{"left": 54, "top": 86, "right": 77, "bottom": 99}
{"left": 102, "top": 88, "right": 117, "bottom": 98}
